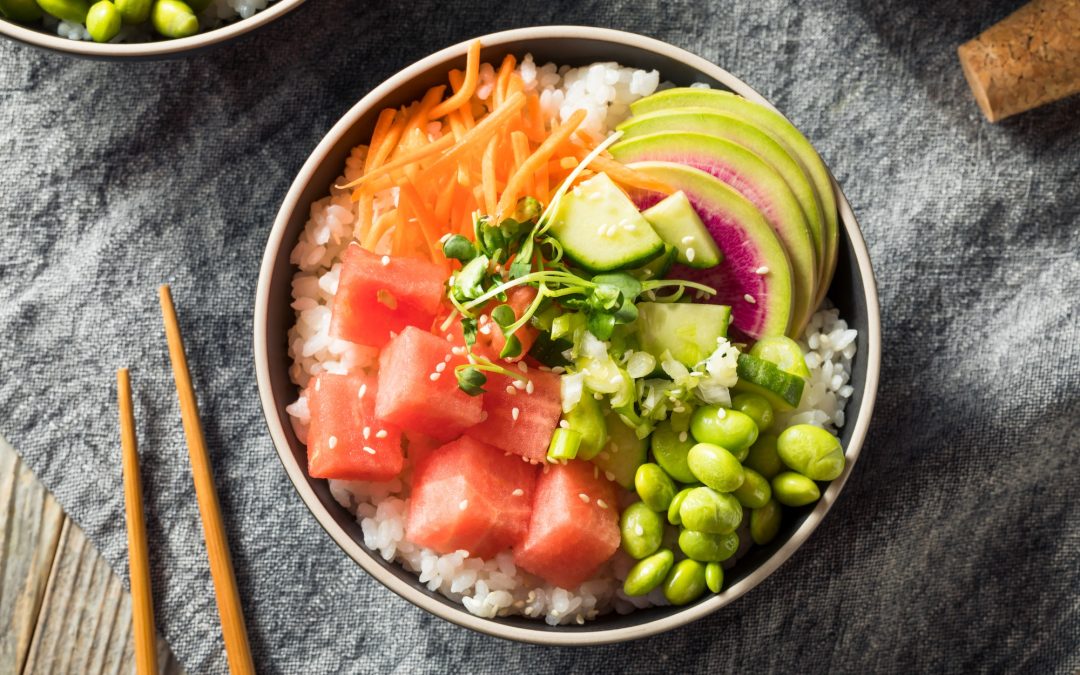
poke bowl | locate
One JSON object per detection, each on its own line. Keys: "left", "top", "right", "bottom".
{"left": 0, "top": 0, "right": 304, "bottom": 59}
{"left": 255, "top": 26, "right": 881, "bottom": 644}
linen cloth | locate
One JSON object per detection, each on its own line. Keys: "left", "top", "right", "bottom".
{"left": 1, "top": 1, "right": 1078, "bottom": 672}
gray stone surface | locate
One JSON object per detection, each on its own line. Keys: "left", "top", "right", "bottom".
{"left": 1, "top": 1, "right": 1078, "bottom": 672}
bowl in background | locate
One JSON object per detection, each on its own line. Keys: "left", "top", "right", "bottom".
{"left": 255, "top": 25, "right": 882, "bottom": 644}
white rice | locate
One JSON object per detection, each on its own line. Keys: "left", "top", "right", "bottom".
{"left": 284, "top": 58, "right": 859, "bottom": 624}
{"left": 46, "top": 0, "right": 275, "bottom": 42}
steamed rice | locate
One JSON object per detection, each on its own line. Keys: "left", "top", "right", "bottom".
{"left": 284, "top": 58, "right": 859, "bottom": 625}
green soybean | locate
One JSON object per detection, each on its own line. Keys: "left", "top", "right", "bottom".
{"left": 667, "top": 485, "right": 698, "bottom": 525}
{"left": 679, "top": 487, "right": 743, "bottom": 534}
{"left": 777, "top": 424, "right": 845, "bottom": 481}
{"left": 662, "top": 559, "right": 707, "bottom": 606}
{"left": 0, "top": 0, "right": 43, "bottom": 22}
{"left": 678, "top": 529, "right": 739, "bottom": 562}
{"left": 744, "top": 433, "right": 785, "bottom": 479}
{"left": 731, "top": 467, "right": 772, "bottom": 509}
{"left": 771, "top": 471, "right": 821, "bottom": 507}
{"left": 687, "top": 443, "right": 744, "bottom": 492}
{"left": 705, "top": 562, "right": 723, "bottom": 593}
{"left": 634, "top": 463, "right": 677, "bottom": 512}
{"left": 620, "top": 502, "right": 664, "bottom": 559}
{"left": 151, "top": 0, "right": 198, "bottom": 38}
{"left": 85, "top": 0, "right": 120, "bottom": 42}
{"left": 732, "top": 392, "right": 774, "bottom": 432}
{"left": 35, "top": 0, "right": 90, "bottom": 22}
{"left": 623, "top": 549, "right": 674, "bottom": 597}
{"left": 690, "top": 406, "right": 759, "bottom": 459}
{"left": 750, "top": 499, "right": 782, "bottom": 545}
{"left": 649, "top": 420, "right": 697, "bottom": 483}
{"left": 113, "top": 0, "right": 149, "bottom": 23}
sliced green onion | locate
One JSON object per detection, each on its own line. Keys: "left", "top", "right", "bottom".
{"left": 547, "top": 427, "right": 583, "bottom": 461}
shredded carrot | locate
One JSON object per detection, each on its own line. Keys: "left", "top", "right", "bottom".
{"left": 420, "top": 91, "right": 527, "bottom": 181}
{"left": 429, "top": 40, "right": 481, "bottom": 120}
{"left": 510, "top": 131, "right": 533, "bottom": 198}
{"left": 363, "top": 208, "right": 398, "bottom": 251}
{"left": 584, "top": 153, "right": 675, "bottom": 195}
{"left": 365, "top": 109, "right": 398, "bottom": 173}
{"left": 340, "top": 132, "right": 456, "bottom": 191}
{"left": 524, "top": 94, "right": 545, "bottom": 144}
{"left": 398, "top": 179, "right": 444, "bottom": 261}
{"left": 481, "top": 137, "right": 498, "bottom": 215}
{"left": 434, "top": 177, "right": 456, "bottom": 224}
{"left": 493, "top": 54, "right": 516, "bottom": 107}
{"left": 496, "top": 108, "right": 587, "bottom": 218}
{"left": 402, "top": 85, "right": 446, "bottom": 139}
{"left": 559, "top": 156, "right": 578, "bottom": 170}
{"left": 448, "top": 70, "right": 477, "bottom": 129}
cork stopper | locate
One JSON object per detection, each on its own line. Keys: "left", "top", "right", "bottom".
{"left": 957, "top": 0, "right": 1080, "bottom": 122}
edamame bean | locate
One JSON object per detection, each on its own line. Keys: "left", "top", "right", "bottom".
{"left": 662, "top": 559, "right": 707, "bottom": 606}
{"left": 623, "top": 549, "right": 674, "bottom": 597}
{"left": 620, "top": 502, "right": 664, "bottom": 559}
{"left": 777, "top": 424, "right": 845, "bottom": 481}
{"left": 687, "top": 442, "right": 744, "bottom": 492}
{"left": 634, "top": 463, "right": 677, "bottom": 512}
{"left": 0, "top": 0, "right": 43, "bottom": 22}
{"left": 151, "top": 0, "right": 198, "bottom": 38}
{"left": 744, "top": 433, "right": 784, "bottom": 479}
{"left": 35, "top": 0, "right": 90, "bottom": 22}
{"left": 771, "top": 471, "right": 821, "bottom": 507}
{"left": 678, "top": 529, "right": 739, "bottom": 562}
{"left": 732, "top": 392, "right": 774, "bottom": 432}
{"left": 750, "top": 499, "right": 782, "bottom": 545}
{"left": 690, "top": 406, "right": 759, "bottom": 459}
{"left": 114, "top": 0, "right": 149, "bottom": 23}
{"left": 86, "top": 0, "right": 120, "bottom": 42}
{"left": 679, "top": 487, "right": 742, "bottom": 534}
{"left": 667, "top": 485, "right": 698, "bottom": 525}
{"left": 649, "top": 419, "right": 697, "bottom": 483}
{"left": 731, "top": 467, "right": 771, "bottom": 509}
{"left": 705, "top": 562, "right": 723, "bottom": 593}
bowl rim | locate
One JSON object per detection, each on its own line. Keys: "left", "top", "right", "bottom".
{"left": 255, "top": 25, "right": 882, "bottom": 645}
{"left": 0, "top": 0, "right": 304, "bottom": 59}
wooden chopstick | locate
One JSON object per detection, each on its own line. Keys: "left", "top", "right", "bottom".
{"left": 117, "top": 368, "right": 159, "bottom": 675}
{"left": 159, "top": 285, "right": 255, "bottom": 675}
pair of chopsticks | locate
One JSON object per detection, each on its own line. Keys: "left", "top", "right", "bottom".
{"left": 116, "top": 285, "right": 255, "bottom": 674}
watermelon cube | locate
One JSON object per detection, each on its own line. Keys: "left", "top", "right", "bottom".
{"left": 375, "top": 326, "right": 484, "bottom": 442}
{"left": 306, "top": 372, "right": 404, "bottom": 482}
{"left": 406, "top": 436, "right": 539, "bottom": 558}
{"left": 514, "top": 460, "right": 620, "bottom": 589}
{"left": 465, "top": 369, "right": 562, "bottom": 463}
{"left": 330, "top": 245, "right": 446, "bottom": 348}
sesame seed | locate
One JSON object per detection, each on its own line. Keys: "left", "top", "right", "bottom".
{"left": 443, "top": 354, "right": 453, "bottom": 362}
{"left": 435, "top": 362, "right": 446, "bottom": 373}
{"left": 521, "top": 455, "right": 529, "bottom": 462}
{"left": 605, "top": 471, "right": 615, "bottom": 481}
{"left": 380, "top": 255, "right": 390, "bottom": 266}
{"left": 358, "top": 384, "right": 367, "bottom": 399}
{"left": 506, "top": 385, "right": 517, "bottom": 395}
{"left": 543, "top": 464, "right": 550, "bottom": 474}
{"left": 314, "top": 378, "right": 321, "bottom": 392}
{"left": 686, "top": 247, "right": 696, "bottom": 263}
{"left": 512, "top": 488, "right": 525, "bottom": 497}
{"left": 744, "top": 294, "right": 756, "bottom": 304}
{"left": 559, "top": 420, "right": 569, "bottom": 429}
{"left": 717, "top": 407, "right": 727, "bottom": 419}
{"left": 480, "top": 324, "right": 492, "bottom": 335}
{"left": 576, "top": 614, "right": 585, "bottom": 625}
{"left": 598, "top": 451, "right": 610, "bottom": 461}
{"left": 511, "top": 407, "right": 520, "bottom": 421}
{"left": 459, "top": 499, "right": 469, "bottom": 510}
{"left": 328, "top": 435, "right": 337, "bottom": 449}
{"left": 375, "top": 430, "right": 388, "bottom": 439}
{"left": 755, "top": 266, "right": 770, "bottom": 275}
{"left": 593, "top": 392, "right": 603, "bottom": 400}
{"left": 551, "top": 366, "right": 565, "bottom": 374}
{"left": 525, "top": 380, "right": 534, "bottom": 394}
{"left": 625, "top": 222, "right": 637, "bottom": 231}
{"left": 729, "top": 315, "right": 735, "bottom": 324}
{"left": 681, "top": 235, "right": 694, "bottom": 244}
{"left": 429, "top": 372, "right": 441, "bottom": 381}
{"left": 517, "top": 361, "right": 528, "bottom": 373}
{"left": 678, "top": 431, "right": 688, "bottom": 443}
{"left": 597, "top": 499, "right": 609, "bottom": 509}
{"left": 578, "top": 493, "right": 590, "bottom": 503}
{"left": 362, "top": 446, "right": 376, "bottom": 455}
{"left": 363, "top": 426, "right": 371, "bottom": 439}
{"left": 479, "top": 314, "right": 489, "bottom": 325}
{"left": 445, "top": 333, "right": 454, "bottom": 342}
{"left": 479, "top": 411, "right": 489, "bottom": 422}
{"left": 513, "top": 379, "right": 526, "bottom": 390}
{"left": 451, "top": 346, "right": 465, "bottom": 355}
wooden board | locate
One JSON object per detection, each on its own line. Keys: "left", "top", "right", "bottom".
{"left": 0, "top": 437, "right": 185, "bottom": 674}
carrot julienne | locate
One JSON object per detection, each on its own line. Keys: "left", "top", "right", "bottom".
{"left": 429, "top": 40, "right": 481, "bottom": 120}
{"left": 495, "top": 108, "right": 587, "bottom": 218}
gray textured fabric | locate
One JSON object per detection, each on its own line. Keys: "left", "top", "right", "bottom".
{"left": 1, "top": 1, "right": 1078, "bottom": 672}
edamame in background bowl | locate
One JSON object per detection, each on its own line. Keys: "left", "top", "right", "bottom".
{"left": 256, "top": 27, "right": 883, "bottom": 644}
{"left": 0, "top": 0, "right": 303, "bottom": 58}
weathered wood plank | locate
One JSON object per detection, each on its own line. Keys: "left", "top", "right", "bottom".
{"left": 0, "top": 436, "right": 66, "bottom": 674}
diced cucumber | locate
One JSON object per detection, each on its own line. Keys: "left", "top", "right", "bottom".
{"left": 563, "top": 392, "right": 608, "bottom": 460}
{"left": 630, "top": 244, "right": 678, "bottom": 281}
{"left": 548, "top": 172, "right": 665, "bottom": 272}
{"left": 732, "top": 353, "right": 805, "bottom": 411}
{"left": 749, "top": 336, "right": 810, "bottom": 378}
{"left": 636, "top": 302, "right": 732, "bottom": 367}
{"left": 592, "top": 410, "right": 648, "bottom": 488}
{"left": 642, "top": 190, "right": 722, "bottom": 268}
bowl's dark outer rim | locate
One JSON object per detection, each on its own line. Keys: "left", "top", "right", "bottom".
{"left": 255, "top": 26, "right": 882, "bottom": 646}
{"left": 0, "top": 0, "right": 305, "bottom": 59}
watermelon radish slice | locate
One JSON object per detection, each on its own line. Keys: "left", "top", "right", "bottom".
{"left": 406, "top": 436, "right": 538, "bottom": 559}
{"left": 306, "top": 372, "right": 404, "bottom": 482}
{"left": 513, "top": 460, "right": 621, "bottom": 589}
{"left": 611, "top": 132, "right": 816, "bottom": 335}
{"left": 615, "top": 108, "right": 825, "bottom": 286}
{"left": 629, "top": 88, "right": 839, "bottom": 311}
{"left": 627, "top": 162, "right": 794, "bottom": 339}
{"left": 465, "top": 369, "right": 562, "bottom": 463}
